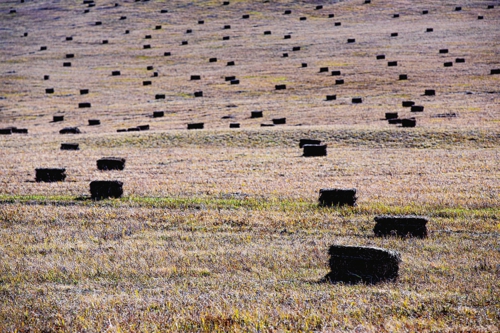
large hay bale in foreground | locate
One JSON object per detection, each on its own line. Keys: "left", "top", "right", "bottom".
{"left": 319, "top": 188, "right": 357, "bottom": 206}
{"left": 97, "top": 157, "right": 126, "bottom": 170}
{"left": 35, "top": 168, "right": 66, "bottom": 182}
{"left": 325, "top": 245, "right": 401, "bottom": 284}
{"left": 90, "top": 180, "right": 123, "bottom": 200}
{"left": 374, "top": 215, "right": 429, "bottom": 238}
{"left": 303, "top": 144, "right": 327, "bottom": 157}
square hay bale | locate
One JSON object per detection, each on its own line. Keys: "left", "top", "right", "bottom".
{"left": 97, "top": 157, "right": 126, "bottom": 170}
{"left": 319, "top": 188, "right": 357, "bottom": 206}
{"left": 374, "top": 215, "right": 429, "bottom": 238}
{"left": 35, "top": 168, "right": 66, "bottom": 182}
{"left": 324, "top": 245, "right": 401, "bottom": 284}
{"left": 303, "top": 144, "right": 327, "bottom": 157}
{"left": 90, "top": 180, "right": 123, "bottom": 200}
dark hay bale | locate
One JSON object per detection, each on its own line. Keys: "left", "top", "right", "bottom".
{"left": 194, "top": 91, "right": 203, "bottom": 97}
{"left": 439, "top": 49, "right": 449, "bottom": 54}
{"left": 284, "top": 35, "right": 291, "bottom": 39}
{"left": 138, "top": 125, "right": 149, "bottom": 131}
{"left": 272, "top": 118, "right": 286, "bottom": 125}
{"left": 230, "top": 79, "right": 240, "bottom": 85}
{"left": 242, "top": 14, "right": 249, "bottom": 19}
{"left": 487, "top": 5, "right": 494, "bottom": 9}
{"left": 143, "top": 81, "right": 152, "bottom": 86}
{"left": 66, "top": 54, "right": 74, "bottom": 58}
{"left": 335, "top": 79, "right": 344, "bottom": 85}
{"left": 61, "top": 143, "right": 79, "bottom": 150}
{"left": 334, "top": 22, "right": 341, "bottom": 26}
{"left": 223, "top": 36, "right": 230, "bottom": 40}
{"left": 80, "top": 89, "right": 89, "bottom": 95}
{"left": 160, "top": 9, "right": 168, "bottom": 13}
{"left": 352, "top": 97, "right": 362, "bottom": 104}
{"left": 374, "top": 215, "right": 429, "bottom": 238}
{"left": 229, "top": 123, "right": 240, "bottom": 128}
{"left": 303, "top": 144, "right": 327, "bottom": 157}
{"left": 155, "top": 25, "right": 162, "bottom": 30}
{"left": 275, "top": 84, "right": 286, "bottom": 90}
{"left": 302, "top": 63, "right": 308, "bottom": 68}
{"left": 186, "top": 29, "right": 192, "bottom": 33}
{"left": 63, "top": 62, "right": 71, "bottom": 67}
{"left": 261, "top": 123, "right": 275, "bottom": 127}
{"left": 347, "top": 38, "right": 355, "bottom": 43}
{"left": 388, "top": 61, "right": 397, "bottom": 67}
{"left": 225, "top": 76, "right": 236, "bottom": 81}
{"left": 128, "top": 127, "right": 140, "bottom": 132}
{"left": 155, "top": 94, "right": 165, "bottom": 99}
{"left": 66, "top": 37, "right": 73, "bottom": 41}
{"left": 88, "top": 119, "right": 100, "bottom": 126}
{"left": 402, "top": 101, "right": 414, "bottom": 107}
{"left": 411, "top": 105, "right": 424, "bottom": 112}
{"left": 143, "top": 45, "right": 151, "bottom": 49}
{"left": 187, "top": 123, "right": 204, "bottom": 130}
{"left": 153, "top": 111, "right": 164, "bottom": 118}
{"left": 35, "top": 168, "right": 66, "bottom": 182}
{"left": 299, "top": 139, "right": 321, "bottom": 148}
{"left": 490, "top": 69, "right": 500, "bottom": 75}
{"left": 45, "top": 88, "right": 54, "bottom": 94}
{"left": 391, "top": 32, "right": 398, "bottom": 37}
{"left": 44, "top": 75, "right": 50, "bottom": 80}
{"left": 78, "top": 102, "right": 91, "bottom": 108}
{"left": 364, "top": 0, "right": 371, "bottom": 3}
{"left": 264, "top": 31, "right": 271, "bottom": 35}
{"left": 300, "top": 17, "right": 307, "bottom": 21}
{"left": 455, "top": 58, "right": 465, "bottom": 63}
{"left": 209, "top": 58, "right": 217, "bottom": 62}
{"left": 223, "top": 25, "right": 231, "bottom": 29}
{"left": 393, "top": 14, "right": 399, "bottom": 18}
{"left": 90, "top": 180, "right": 123, "bottom": 200}
{"left": 153, "top": 72, "right": 158, "bottom": 77}
{"left": 190, "top": 75, "right": 201, "bottom": 80}
{"left": 97, "top": 157, "right": 125, "bottom": 171}
{"left": 329, "top": 14, "right": 335, "bottom": 18}
{"left": 227, "top": 61, "right": 235, "bottom": 66}
{"left": 125, "top": 30, "right": 130, "bottom": 34}
{"left": 424, "top": 89, "right": 436, "bottom": 96}
{"left": 283, "top": 53, "right": 288, "bottom": 58}
{"left": 292, "top": 46, "right": 301, "bottom": 51}
{"left": 319, "top": 67, "right": 329, "bottom": 73}
{"left": 399, "top": 74, "right": 408, "bottom": 80}
{"left": 455, "top": 6, "right": 462, "bottom": 11}
{"left": 53, "top": 115, "right": 64, "bottom": 122}
{"left": 251, "top": 111, "right": 263, "bottom": 118}
{"left": 376, "top": 54, "right": 385, "bottom": 60}
{"left": 12, "top": 128, "right": 28, "bottom": 134}
{"left": 316, "top": 5, "right": 323, "bottom": 10}
{"left": 147, "top": 66, "right": 153, "bottom": 70}
{"left": 112, "top": 71, "right": 121, "bottom": 76}
{"left": 164, "top": 52, "right": 172, "bottom": 56}
{"left": 324, "top": 245, "right": 401, "bottom": 284}
{"left": 95, "top": 21, "right": 102, "bottom": 26}
{"left": 478, "top": 15, "right": 483, "bottom": 20}
{"left": 331, "top": 70, "right": 341, "bottom": 76}
{"left": 402, "top": 118, "right": 416, "bottom": 127}
{"left": 426, "top": 28, "right": 433, "bottom": 32}
{"left": 423, "top": 10, "right": 428, "bottom": 14}
{"left": 0, "top": 128, "right": 12, "bottom": 135}
{"left": 388, "top": 118, "right": 402, "bottom": 124}
{"left": 198, "top": 20, "right": 204, "bottom": 24}
{"left": 119, "top": 16, "right": 126, "bottom": 20}
{"left": 223, "top": 1, "right": 229, "bottom": 5}
{"left": 385, "top": 112, "right": 398, "bottom": 119}
{"left": 59, "top": 127, "right": 81, "bottom": 134}
{"left": 284, "top": 10, "right": 291, "bottom": 15}
{"left": 319, "top": 188, "right": 357, "bottom": 207}
{"left": 444, "top": 62, "right": 453, "bottom": 67}
{"left": 9, "top": 9, "right": 17, "bottom": 14}
{"left": 326, "top": 95, "right": 336, "bottom": 101}
{"left": 117, "top": 129, "right": 127, "bottom": 132}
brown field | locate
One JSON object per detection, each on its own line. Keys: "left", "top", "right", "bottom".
{"left": 0, "top": 0, "right": 499, "bottom": 332}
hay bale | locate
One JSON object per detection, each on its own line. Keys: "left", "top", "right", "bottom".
{"left": 319, "top": 67, "right": 329, "bottom": 73}
{"left": 264, "top": 30, "right": 271, "bottom": 35}
{"left": 388, "top": 61, "right": 397, "bottom": 67}
{"left": 223, "top": 36, "right": 230, "bottom": 40}
{"left": 59, "top": 127, "right": 81, "bottom": 134}
{"left": 491, "top": 69, "right": 500, "bottom": 75}
{"left": 284, "top": 35, "right": 291, "bottom": 39}
{"left": 143, "top": 81, "right": 152, "bottom": 86}
{"left": 275, "top": 84, "right": 286, "bottom": 90}
{"left": 385, "top": 112, "right": 398, "bottom": 119}
{"left": 155, "top": 94, "right": 165, "bottom": 99}
{"left": 229, "top": 123, "right": 240, "bottom": 128}
{"left": 45, "top": 88, "right": 54, "bottom": 94}
{"left": 347, "top": 38, "right": 355, "bottom": 43}
{"left": 223, "top": 25, "right": 231, "bottom": 29}
{"left": 299, "top": 139, "right": 321, "bottom": 148}
{"left": 352, "top": 97, "right": 362, "bottom": 104}
{"left": 335, "top": 79, "right": 344, "bottom": 85}
{"left": 303, "top": 144, "right": 327, "bottom": 157}
{"left": 60, "top": 143, "right": 79, "bottom": 150}
{"left": 319, "top": 188, "right": 357, "bottom": 207}
{"left": 374, "top": 215, "right": 429, "bottom": 238}
{"left": 209, "top": 58, "right": 217, "bottom": 62}
{"left": 242, "top": 14, "right": 249, "bottom": 19}
{"left": 300, "top": 17, "right": 307, "bottom": 21}
{"left": 439, "top": 49, "right": 449, "bottom": 54}
{"left": 53, "top": 115, "right": 64, "bottom": 122}
{"left": 284, "top": 10, "right": 291, "bottom": 15}
{"left": 388, "top": 118, "right": 402, "bottom": 124}
{"left": 334, "top": 22, "right": 341, "bottom": 26}
{"left": 455, "top": 58, "right": 465, "bottom": 63}
{"left": 12, "top": 128, "right": 28, "bottom": 134}
{"left": 230, "top": 79, "right": 240, "bottom": 85}
{"left": 272, "top": 118, "right": 286, "bottom": 125}
{"left": 90, "top": 180, "right": 123, "bottom": 200}
{"left": 324, "top": 245, "right": 401, "bottom": 284}
{"left": 326, "top": 95, "right": 336, "bottom": 101}
{"left": 35, "top": 168, "right": 66, "bottom": 182}
{"left": 402, "top": 118, "right": 416, "bottom": 127}
{"left": 376, "top": 54, "right": 385, "bottom": 60}
{"left": 0, "top": 128, "right": 13, "bottom": 135}
{"left": 63, "top": 62, "right": 71, "bottom": 67}
{"left": 411, "top": 105, "right": 424, "bottom": 112}
{"left": 444, "top": 62, "right": 453, "bottom": 67}
{"left": 79, "top": 102, "right": 91, "bottom": 108}
{"left": 302, "top": 63, "right": 308, "bottom": 68}
{"left": 251, "top": 111, "right": 263, "bottom": 118}
{"left": 194, "top": 91, "right": 203, "bottom": 97}
{"left": 426, "top": 28, "right": 433, "bottom": 32}
{"left": 88, "top": 119, "right": 100, "bottom": 126}
{"left": 227, "top": 61, "right": 235, "bottom": 66}
{"left": 292, "top": 46, "right": 301, "bottom": 51}
{"left": 111, "top": 71, "right": 121, "bottom": 76}
{"left": 187, "top": 123, "right": 204, "bottom": 130}
{"left": 402, "top": 101, "right": 415, "bottom": 107}
{"left": 391, "top": 32, "right": 398, "bottom": 37}
{"left": 283, "top": 53, "right": 288, "bottom": 58}
{"left": 153, "top": 111, "right": 164, "bottom": 118}
{"left": 127, "top": 127, "right": 140, "bottom": 132}
{"left": 190, "top": 75, "right": 201, "bottom": 80}
{"left": 225, "top": 76, "right": 236, "bottom": 81}
{"left": 97, "top": 157, "right": 125, "bottom": 170}
{"left": 331, "top": 70, "right": 341, "bottom": 76}
{"left": 80, "top": 89, "right": 89, "bottom": 95}
{"left": 424, "top": 89, "right": 436, "bottom": 96}
{"left": 399, "top": 74, "right": 408, "bottom": 80}
{"left": 164, "top": 52, "right": 171, "bottom": 56}
{"left": 138, "top": 125, "right": 149, "bottom": 131}
{"left": 44, "top": 75, "right": 50, "bottom": 80}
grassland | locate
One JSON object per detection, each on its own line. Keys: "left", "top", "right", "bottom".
{"left": 0, "top": 0, "right": 499, "bottom": 331}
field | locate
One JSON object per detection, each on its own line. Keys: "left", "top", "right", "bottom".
{"left": 0, "top": 0, "right": 499, "bottom": 331}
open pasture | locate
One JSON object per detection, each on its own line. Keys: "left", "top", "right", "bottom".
{"left": 0, "top": 0, "right": 499, "bottom": 331}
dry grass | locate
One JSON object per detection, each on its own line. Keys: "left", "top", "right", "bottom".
{"left": 0, "top": 0, "right": 499, "bottom": 331}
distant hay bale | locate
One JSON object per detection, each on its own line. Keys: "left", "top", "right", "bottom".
{"left": 399, "top": 74, "right": 408, "bottom": 80}
{"left": 59, "top": 127, "right": 81, "bottom": 134}
{"left": 352, "top": 97, "right": 362, "bottom": 104}
{"left": 319, "top": 67, "right": 329, "bottom": 73}
{"left": 411, "top": 105, "right": 424, "bottom": 112}
{"left": 88, "top": 119, "right": 100, "bottom": 126}
{"left": 90, "top": 180, "right": 123, "bottom": 200}
{"left": 299, "top": 139, "right": 321, "bottom": 148}
{"left": 60, "top": 143, "right": 79, "bottom": 150}
{"left": 229, "top": 123, "right": 240, "bottom": 128}
{"left": 319, "top": 188, "right": 357, "bottom": 207}
{"left": 374, "top": 215, "right": 429, "bottom": 238}
{"left": 402, "top": 118, "right": 416, "bottom": 127}
{"left": 402, "top": 101, "right": 415, "bottom": 107}
{"left": 194, "top": 91, "right": 203, "bottom": 97}
{"left": 388, "top": 61, "right": 397, "bottom": 67}
{"left": 0, "top": 128, "right": 13, "bottom": 135}
{"left": 335, "top": 79, "right": 344, "bottom": 85}
{"left": 190, "top": 75, "right": 201, "bottom": 80}
{"left": 424, "top": 89, "right": 436, "bottom": 96}
{"left": 303, "top": 144, "right": 327, "bottom": 157}
{"left": 153, "top": 111, "right": 164, "bottom": 118}
{"left": 45, "top": 88, "right": 54, "bottom": 94}
{"left": 439, "top": 49, "right": 449, "bottom": 54}
{"left": 347, "top": 38, "right": 355, "bottom": 43}
{"left": 155, "top": 94, "right": 165, "bottom": 99}
{"left": 376, "top": 54, "right": 385, "bottom": 60}
{"left": 187, "top": 123, "right": 204, "bottom": 130}
{"left": 138, "top": 125, "right": 149, "bottom": 131}
{"left": 35, "top": 168, "right": 66, "bottom": 182}
{"left": 275, "top": 84, "right": 286, "bottom": 90}
{"left": 251, "top": 111, "right": 263, "bottom": 118}
{"left": 331, "top": 70, "right": 341, "bottom": 76}
{"left": 111, "top": 70, "right": 121, "bottom": 76}
{"left": 80, "top": 89, "right": 89, "bottom": 94}
{"left": 52, "top": 115, "right": 64, "bottom": 122}
{"left": 326, "top": 95, "right": 336, "bottom": 101}
{"left": 385, "top": 112, "right": 398, "bottom": 119}
{"left": 272, "top": 117, "right": 286, "bottom": 125}
{"left": 324, "top": 245, "right": 401, "bottom": 284}
{"left": 209, "top": 57, "right": 217, "bottom": 62}
{"left": 78, "top": 102, "right": 91, "bottom": 108}
{"left": 97, "top": 157, "right": 125, "bottom": 171}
